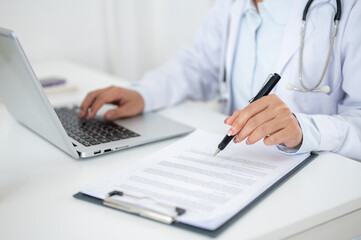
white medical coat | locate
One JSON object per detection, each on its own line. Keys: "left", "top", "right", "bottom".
{"left": 135, "top": 0, "right": 361, "bottom": 160}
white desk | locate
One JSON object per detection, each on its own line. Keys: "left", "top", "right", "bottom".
{"left": 1, "top": 60, "right": 361, "bottom": 240}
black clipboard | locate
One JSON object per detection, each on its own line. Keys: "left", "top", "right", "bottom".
{"left": 74, "top": 153, "right": 317, "bottom": 238}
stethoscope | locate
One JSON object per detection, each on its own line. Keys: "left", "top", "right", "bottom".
{"left": 287, "top": 0, "right": 342, "bottom": 94}
{"left": 219, "top": 0, "right": 342, "bottom": 105}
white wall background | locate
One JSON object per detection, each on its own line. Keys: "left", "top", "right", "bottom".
{"left": 0, "top": 0, "right": 213, "bottom": 81}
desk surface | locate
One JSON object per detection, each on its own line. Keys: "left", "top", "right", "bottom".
{"left": 1, "top": 60, "right": 361, "bottom": 240}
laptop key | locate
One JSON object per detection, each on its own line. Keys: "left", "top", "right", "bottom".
{"left": 89, "top": 140, "right": 101, "bottom": 145}
{"left": 111, "top": 136, "right": 121, "bottom": 141}
{"left": 99, "top": 138, "right": 110, "bottom": 143}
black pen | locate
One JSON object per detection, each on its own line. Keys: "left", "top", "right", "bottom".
{"left": 213, "top": 73, "right": 281, "bottom": 156}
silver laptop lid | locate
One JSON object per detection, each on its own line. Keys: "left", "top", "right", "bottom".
{"left": 0, "top": 27, "right": 79, "bottom": 158}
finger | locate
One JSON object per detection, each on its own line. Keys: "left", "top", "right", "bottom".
{"left": 263, "top": 114, "right": 302, "bottom": 147}
{"left": 263, "top": 128, "right": 292, "bottom": 146}
{"left": 245, "top": 118, "right": 285, "bottom": 145}
{"left": 236, "top": 108, "right": 278, "bottom": 142}
{"left": 88, "top": 88, "right": 122, "bottom": 118}
{"left": 224, "top": 117, "right": 231, "bottom": 125}
{"left": 79, "top": 88, "right": 106, "bottom": 118}
{"left": 224, "top": 110, "right": 241, "bottom": 125}
{"left": 283, "top": 124, "right": 303, "bottom": 148}
{"left": 229, "top": 99, "right": 269, "bottom": 135}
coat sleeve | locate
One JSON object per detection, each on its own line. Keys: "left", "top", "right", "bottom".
{"left": 304, "top": 1, "right": 361, "bottom": 161}
{"left": 130, "top": 0, "right": 229, "bottom": 112}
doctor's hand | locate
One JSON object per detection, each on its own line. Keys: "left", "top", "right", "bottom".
{"left": 224, "top": 94, "right": 303, "bottom": 148}
{"left": 78, "top": 86, "right": 145, "bottom": 120}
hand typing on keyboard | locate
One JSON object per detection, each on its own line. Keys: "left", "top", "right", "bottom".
{"left": 79, "top": 86, "right": 145, "bottom": 120}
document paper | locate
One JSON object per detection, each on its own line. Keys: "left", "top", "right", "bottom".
{"left": 81, "top": 129, "right": 310, "bottom": 230}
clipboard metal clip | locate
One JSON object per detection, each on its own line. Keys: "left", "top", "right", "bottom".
{"left": 103, "top": 190, "right": 186, "bottom": 224}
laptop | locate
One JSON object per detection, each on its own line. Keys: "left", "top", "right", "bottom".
{"left": 0, "top": 27, "right": 194, "bottom": 159}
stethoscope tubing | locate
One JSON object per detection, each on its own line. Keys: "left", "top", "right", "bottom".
{"left": 296, "top": 0, "right": 341, "bottom": 93}
{"left": 219, "top": 0, "right": 342, "bottom": 102}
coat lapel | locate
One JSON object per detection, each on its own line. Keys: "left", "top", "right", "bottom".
{"left": 275, "top": 0, "right": 332, "bottom": 74}
{"left": 275, "top": 0, "right": 312, "bottom": 74}
{"left": 225, "top": 0, "right": 245, "bottom": 82}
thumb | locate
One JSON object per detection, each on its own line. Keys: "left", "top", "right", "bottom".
{"left": 104, "top": 107, "right": 129, "bottom": 120}
{"left": 104, "top": 102, "right": 142, "bottom": 120}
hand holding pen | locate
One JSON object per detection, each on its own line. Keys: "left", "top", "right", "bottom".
{"left": 214, "top": 73, "right": 303, "bottom": 156}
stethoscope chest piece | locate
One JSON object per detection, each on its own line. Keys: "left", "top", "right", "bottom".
{"left": 286, "top": 82, "right": 331, "bottom": 93}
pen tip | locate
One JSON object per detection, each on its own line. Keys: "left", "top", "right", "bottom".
{"left": 213, "top": 148, "right": 220, "bottom": 157}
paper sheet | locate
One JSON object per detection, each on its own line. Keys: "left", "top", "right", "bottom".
{"left": 81, "top": 129, "right": 309, "bottom": 230}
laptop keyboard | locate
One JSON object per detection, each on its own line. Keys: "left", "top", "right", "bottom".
{"left": 55, "top": 106, "right": 140, "bottom": 147}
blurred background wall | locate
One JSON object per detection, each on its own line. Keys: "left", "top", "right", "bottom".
{"left": 0, "top": 0, "right": 214, "bottom": 81}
